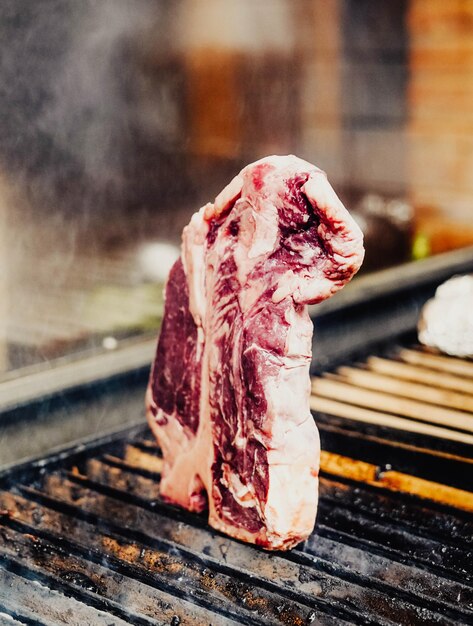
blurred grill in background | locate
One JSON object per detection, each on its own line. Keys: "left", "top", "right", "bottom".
{"left": 0, "top": 0, "right": 472, "bottom": 377}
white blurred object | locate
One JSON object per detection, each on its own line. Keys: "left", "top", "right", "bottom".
{"left": 102, "top": 336, "right": 118, "bottom": 350}
{"left": 138, "top": 242, "right": 180, "bottom": 283}
{"left": 418, "top": 275, "right": 473, "bottom": 357}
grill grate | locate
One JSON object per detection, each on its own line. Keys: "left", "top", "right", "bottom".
{"left": 312, "top": 344, "right": 473, "bottom": 506}
{"left": 1, "top": 344, "right": 473, "bottom": 625}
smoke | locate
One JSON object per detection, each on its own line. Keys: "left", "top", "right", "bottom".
{"left": 0, "top": 0, "right": 165, "bottom": 231}
{"left": 0, "top": 0, "right": 180, "bottom": 368}
{"left": 39, "top": 1, "right": 156, "bottom": 188}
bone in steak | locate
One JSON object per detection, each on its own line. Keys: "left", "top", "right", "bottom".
{"left": 146, "top": 155, "right": 364, "bottom": 549}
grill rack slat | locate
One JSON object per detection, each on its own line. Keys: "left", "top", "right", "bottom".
{"left": 26, "top": 476, "right": 418, "bottom": 626}
{"left": 1, "top": 342, "right": 473, "bottom": 624}
{"left": 0, "top": 561, "right": 135, "bottom": 626}
{"left": 0, "top": 521, "right": 253, "bottom": 626}
{"left": 0, "top": 469, "right": 468, "bottom": 626}
{"left": 77, "top": 451, "right": 473, "bottom": 557}
{"left": 62, "top": 451, "right": 473, "bottom": 581}
{"left": 1, "top": 445, "right": 472, "bottom": 624}
{"left": 318, "top": 420, "right": 473, "bottom": 492}
{"left": 0, "top": 490, "right": 350, "bottom": 626}
{"left": 71, "top": 457, "right": 473, "bottom": 602}
{"left": 0, "top": 525, "right": 227, "bottom": 626}
{"left": 45, "top": 470, "right": 464, "bottom": 620}
{"left": 319, "top": 478, "right": 473, "bottom": 548}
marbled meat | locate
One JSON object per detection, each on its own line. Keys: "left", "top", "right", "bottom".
{"left": 146, "top": 155, "right": 364, "bottom": 549}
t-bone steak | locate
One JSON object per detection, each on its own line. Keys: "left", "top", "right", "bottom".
{"left": 146, "top": 155, "right": 364, "bottom": 549}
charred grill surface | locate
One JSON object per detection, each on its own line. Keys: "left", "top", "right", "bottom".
{"left": 1, "top": 344, "right": 473, "bottom": 625}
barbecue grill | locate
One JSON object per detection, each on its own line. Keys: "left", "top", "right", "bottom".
{"left": 1, "top": 248, "right": 473, "bottom": 625}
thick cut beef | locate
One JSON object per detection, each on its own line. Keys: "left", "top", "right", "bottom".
{"left": 146, "top": 155, "right": 364, "bottom": 549}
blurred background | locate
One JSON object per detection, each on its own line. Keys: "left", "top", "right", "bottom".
{"left": 0, "top": 0, "right": 472, "bottom": 376}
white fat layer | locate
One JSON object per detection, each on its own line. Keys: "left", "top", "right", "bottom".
{"left": 231, "top": 201, "right": 279, "bottom": 288}
{"left": 238, "top": 279, "right": 266, "bottom": 313}
{"left": 146, "top": 376, "right": 215, "bottom": 514}
{"left": 247, "top": 203, "right": 279, "bottom": 259}
{"left": 182, "top": 205, "right": 209, "bottom": 326}
{"left": 214, "top": 174, "right": 244, "bottom": 217}
{"left": 272, "top": 270, "right": 297, "bottom": 303}
{"left": 265, "top": 433, "right": 319, "bottom": 538}
{"left": 285, "top": 303, "right": 314, "bottom": 358}
{"left": 221, "top": 463, "right": 257, "bottom": 509}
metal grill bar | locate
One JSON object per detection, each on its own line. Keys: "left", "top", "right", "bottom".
{"left": 1, "top": 343, "right": 473, "bottom": 624}
{"left": 0, "top": 522, "right": 239, "bottom": 626}
{"left": 0, "top": 562, "right": 134, "bottom": 626}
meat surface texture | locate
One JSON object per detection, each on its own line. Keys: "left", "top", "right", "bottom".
{"left": 146, "top": 155, "right": 364, "bottom": 549}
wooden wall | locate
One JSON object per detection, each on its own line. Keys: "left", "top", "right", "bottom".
{"left": 408, "top": 0, "right": 473, "bottom": 225}
{"left": 300, "top": 0, "right": 408, "bottom": 196}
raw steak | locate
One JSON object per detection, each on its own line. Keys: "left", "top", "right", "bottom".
{"left": 146, "top": 155, "right": 364, "bottom": 549}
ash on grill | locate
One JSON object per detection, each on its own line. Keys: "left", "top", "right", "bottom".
{"left": 1, "top": 343, "right": 473, "bottom": 625}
